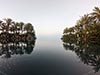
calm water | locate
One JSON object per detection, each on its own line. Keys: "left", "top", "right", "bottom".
{"left": 0, "top": 35, "right": 100, "bottom": 75}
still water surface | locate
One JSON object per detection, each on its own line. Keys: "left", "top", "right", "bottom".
{"left": 0, "top": 35, "right": 99, "bottom": 75}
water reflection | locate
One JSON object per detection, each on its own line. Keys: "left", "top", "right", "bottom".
{"left": 0, "top": 41, "right": 35, "bottom": 58}
{"left": 62, "top": 36, "right": 100, "bottom": 73}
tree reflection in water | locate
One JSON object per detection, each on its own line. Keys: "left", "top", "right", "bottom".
{"left": 0, "top": 18, "right": 36, "bottom": 59}
{"left": 62, "top": 37, "right": 100, "bottom": 73}
{"left": 0, "top": 40, "right": 35, "bottom": 58}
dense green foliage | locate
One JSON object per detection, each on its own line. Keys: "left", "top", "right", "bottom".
{"left": 62, "top": 7, "right": 100, "bottom": 44}
{"left": 0, "top": 18, "right": 36, "bottom": 44}
{"left": 0, "top": 18, "right": 35, "bottom": 33}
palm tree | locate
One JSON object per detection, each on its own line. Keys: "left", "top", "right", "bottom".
{"left": 0, "top": 20, "right": 3, "bottom": 32}
{"left": 63, "top": 27, "right": 69, "bottom": 35}
{"left": 9, "top": 21, "right": 16, "bottom": 33}
{"left": 91, "top": 7, "right": 100, "bottom": 22}
{"left": 76, "top": 15, "right": 91, "bottom": 42}
{"left": 68, "top": 27, "right": 74, "bottom": 35}
{"left": 3, "top": 18, "right": 12, "bottom": 33}
{"left": 24, "top": 23, "right": 34, "bottom": 33}
{"left": 15, "top": 22, "right": 21, "bottom": 33}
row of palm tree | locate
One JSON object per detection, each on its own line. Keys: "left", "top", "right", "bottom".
{"left": 62, "top": 7, "right": 100, "bottom": 43}
{"left": 0, "top": 18, "right": 35, "bottom": 34}
{"left": 0, "top": 18, "right": 36, "bottom": 44}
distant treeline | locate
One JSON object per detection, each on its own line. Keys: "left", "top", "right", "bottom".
{"left": 0, "top": 18, "right": 36, "bottom": 44}
{"left": 62, "top": 7, "right": 100, "bottom": 44}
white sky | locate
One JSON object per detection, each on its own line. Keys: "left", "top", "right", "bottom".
{"left": 0, "top": 0, "right": 99, "bottom": 35}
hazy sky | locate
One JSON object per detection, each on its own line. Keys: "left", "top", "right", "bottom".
{"left": 0, "top": 0, "right": 99, "bottom": 35}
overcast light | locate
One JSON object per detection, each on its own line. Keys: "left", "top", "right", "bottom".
{"left": 0, "top": 0, "right": 99, "bottom": 35}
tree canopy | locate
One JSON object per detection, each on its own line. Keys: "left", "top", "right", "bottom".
{"left": 62, "top": 7, "right": 100, "bottom": 43}
{"left": 0, "top": 18, "right": 36, "bottom": 44}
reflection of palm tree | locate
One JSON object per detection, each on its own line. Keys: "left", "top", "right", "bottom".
{"left": 0, "top": 40, "right": 36, "bottom": 58}
{"left": 62, "top": 7, "right": 100, "bottom": 73}
{"left": 76, "top": 15, "right": 90, "bottom": 42}
{"left": 63, "top": 43, "right": 74, "bottom": 51}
